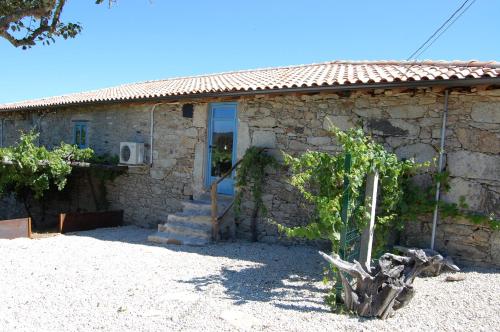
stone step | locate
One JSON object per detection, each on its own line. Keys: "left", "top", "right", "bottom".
{"left": 181, "top": 200, "right": 212, "bottom": 215}
{"left": 181, "top": 199, "right": 233, "bottom": 216}
{"left": 159, "top": 219, "right": 211, "bottom": 233}
{"left": 167, "top": 214, "right": 212, "bottom": 226}
{"left": 159, "top": 222, "right": 211, "bottom": 238}
{"left": 148, "top": 232, "right": 209, "bottom": 246}
{"left": 148, "top": 195, "right": 235, "bottom": 247}
{"left": 196, "top": 192, "right": 234, "bottom": 202}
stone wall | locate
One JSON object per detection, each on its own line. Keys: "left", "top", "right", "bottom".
{"left": 0, "top": 102, "right": 210, "bottom": 228}
{"left": 0, "top": 88, "right": 499, "bottom": 266}
{"left": 235, "top": 88, "right": 500, "bottom": 266}
{"left": 403, "top": 215, "right": 499, "bottom": 268}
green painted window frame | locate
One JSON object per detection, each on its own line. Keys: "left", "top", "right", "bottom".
{"left": 73, "top": 121, "right": 88, "bottom": 149}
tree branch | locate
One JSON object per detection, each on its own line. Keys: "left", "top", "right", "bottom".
{"left": 0, "top": 0, "right": 110, "bottom": 48}
{"left": 0, "top": 5, "right": 51, "bottom": 29}
{"left": 50, "top": 0, "right": 65, "bottom": 31}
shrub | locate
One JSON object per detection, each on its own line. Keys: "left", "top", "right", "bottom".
{"left": 0, "top": 131, "right": 93, "bottom": 223}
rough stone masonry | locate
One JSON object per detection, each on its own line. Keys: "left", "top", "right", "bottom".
{"left": 0, "top": 88, "right": 498, "bottom": 267}
{"left": 235, "top": 88, "right": 500, "bottom": 267}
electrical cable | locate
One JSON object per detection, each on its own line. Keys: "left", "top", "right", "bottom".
{"left": 407, "top": 0, "right": 476, "bottom": 61}
{"left": 412, "top": 0, "right": 477, "bottom": 60}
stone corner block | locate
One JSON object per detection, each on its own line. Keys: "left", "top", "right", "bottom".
{"left": 252, "top": 130, "right": 276, "bottom": 148}
{"left": 471, "top": 102, "right": 500, "bottom": 124}
{"left": 448, "top": 151, "right": 500, "bottom": 181}
{"left": 323, "top": 115, "right": 355, "bottom": 131}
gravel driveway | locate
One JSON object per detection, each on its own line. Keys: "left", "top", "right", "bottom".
{"left": 1, "top": 226, "right": 498, "bottom": 331}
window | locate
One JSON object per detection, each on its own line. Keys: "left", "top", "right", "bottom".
{"left": 73, "top": 122, "right": 88, "bottom": 148}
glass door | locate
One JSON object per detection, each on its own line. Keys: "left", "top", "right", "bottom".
{"left": 207, "top": 103, "right": 237, "bottom": 195}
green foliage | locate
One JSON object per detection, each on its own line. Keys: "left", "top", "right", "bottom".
{"left": 276, "top": 127, "right": 428, "bottom": 310}
{"left": 278, "top": 126, "right": 498, "bottom": 254}
{"left": 0, "top": 131, "right": 93, "bottom": 201}
{"left": 398, "top": 171, "right": 499, "bottom": 230}
{"left": 278, "top": 127, "right": 427, "bottom": 252}
{"left": 0, "top": 1, "right": 110, "bottom": 48}
{"left": 234, "top": 147, "right": 279, "bottom": 218}
{"left": 0, "top": 132, "right": 126, "bottom": 221}
{"left": 211, "top": 146, "right": 232, "bottom": 170}
{"left": 89, "top": 152, "right": 119, "bottom": 166}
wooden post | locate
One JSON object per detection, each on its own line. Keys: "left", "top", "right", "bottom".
{"left": 336, "top": 153, "right": 352, "bottom": 301}
{"left": 211, "top": 183, "right": 219, "bottom": 241}
{"left": 28, "top": 218, "right": 32, "bottom": 238}
{"left": 359, "top": 171, "right": 379, "bottom": 272}
{"left": 59, "top": 213, "right": 65, "bottom": 233}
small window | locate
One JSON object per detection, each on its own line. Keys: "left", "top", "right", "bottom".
{"left": 73, "top": 122, "right": 88, "bottom": 148}
{"left": 182, "top": 103, "right": 194, "bottom": 118}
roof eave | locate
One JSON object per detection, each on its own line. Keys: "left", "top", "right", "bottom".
{"left": 1, "top": 77, "right": 499, "bottom": 113}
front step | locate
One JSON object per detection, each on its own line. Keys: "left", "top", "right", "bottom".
{"left": 181, "top": 198, "right": 233, "bottom": 215}
{"left": 159, "top": 222, "right": 211, "bottom": 238}
{"left": 148, "top": 196, "right": 233, "bottom": 246}
{"left": 167, "top": 214, "right": 212, "bottom": 226}
{"left": 181, "top": 200, "right": 212, "bottom": 215}
{"left": 148, "top": 232, "right": 209, "bottom": 246}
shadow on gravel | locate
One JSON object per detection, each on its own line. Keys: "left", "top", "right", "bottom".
{"left": 69, "top": 226, "right": 331, "bottom": 313}
{"left": 167, "top": 242, "right": 331, "bottom": 313}
{"left": 177, "top": 266, "right": 330, "bottom": 313}
{"left": 179, "top": 266, "right": 330, "bottom": 313}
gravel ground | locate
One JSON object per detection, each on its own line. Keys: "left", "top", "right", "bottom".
{"left": 0, "top": 226, "right": 498, "bottom": 332}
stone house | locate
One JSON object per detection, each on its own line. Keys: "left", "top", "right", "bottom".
{"left": 0, "top": 60, "right": 499, "bottom": 266}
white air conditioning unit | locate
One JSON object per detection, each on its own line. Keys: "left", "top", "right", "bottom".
{"left": 119, "top": 142, "right": 144, "bottom": 165}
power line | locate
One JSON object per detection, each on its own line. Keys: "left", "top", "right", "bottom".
{"left": 407, "top": 0, "right": 471, "bottom": 60}
{"left": 407, "top": 0, "right": 476, "bottom": 61}
{"left": 412, "top": 0, "right": 476, "bottom": 60}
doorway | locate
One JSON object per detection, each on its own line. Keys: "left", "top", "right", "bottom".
{"left": 206, "top": 103, "right": 238, "bottom": 195}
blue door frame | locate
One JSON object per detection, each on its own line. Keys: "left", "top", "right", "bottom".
{"left": 206, "top": 103, "right": 238, "bottom": 196}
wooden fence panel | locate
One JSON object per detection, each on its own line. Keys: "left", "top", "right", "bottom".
{"left": 59, "top": 210, "right": 123, "bottom": 234}
{"left": 0, "top": 218, "right": 31, "bottom": 239}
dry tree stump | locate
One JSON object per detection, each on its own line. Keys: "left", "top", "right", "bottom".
{"left": 319, "top": 248, "right": 460, "bottom": 319}
{"left": 393, "top": 246, "right": 459, "bottom": 277}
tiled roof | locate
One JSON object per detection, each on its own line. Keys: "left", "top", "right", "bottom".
{"left": 1, "top": 60, "right": 499, "bottom": 111}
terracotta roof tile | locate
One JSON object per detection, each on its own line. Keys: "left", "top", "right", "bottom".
{"left": 1, "top": 60, "right": 499, "bottom": 111}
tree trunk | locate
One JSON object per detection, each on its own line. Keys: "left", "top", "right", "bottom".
{"left": 20, "top": 193, "right": 34, "bottom": 227}
{"left": 250, "top": 206, "right": 258, "bottom": 242}
{"left": 319, "top": 248, "right": 460, "bottom": 319}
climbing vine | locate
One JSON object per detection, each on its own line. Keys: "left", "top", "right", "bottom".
{"left": 278, "top": 126, "right": 498, "bottom": 258}
{"left": 0, "top": 131, "right": 93, "bottom": 224}
{"left": 398, "top": 171, "right": 499, "bottom": 230}
{"left": 278, "top": 127, "right": 428, "bottom": 253}
{"left": 234, "top": 146, "right": 278, "bottom": 241}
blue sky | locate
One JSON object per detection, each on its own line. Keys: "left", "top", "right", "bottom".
{"left": 1, "top": 0, "right": 498, "bottom": 103}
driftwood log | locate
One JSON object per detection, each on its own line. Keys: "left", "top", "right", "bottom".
{"left": 319, "top": 248, "right": 460, "bottom": 319}
{"left": 393, "top": 246, "right": 460, "bottom": 276}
